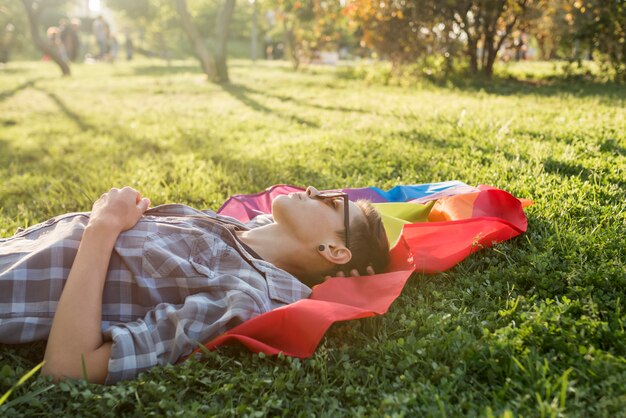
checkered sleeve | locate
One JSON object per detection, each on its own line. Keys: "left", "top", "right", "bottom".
{"left": 103, "top": 288, "right": 262, "bottom": 384}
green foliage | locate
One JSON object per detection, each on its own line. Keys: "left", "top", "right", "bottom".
{"left": 569, "top": 0, "right": 626, "bottom": 81}
{"left": 106, "top": 0, "right": 257, "bottom": 59}
{"left": 345, "top": 0, "right": 532, "bottom": 74}
{"left": 0, "top": 362, "right": 45, "bottom": 407}
{"left": 0, "top": 0, "right": 32, "bottom": 59}
{"left": 0, "top": 59, "right": 626, "bottom": 415}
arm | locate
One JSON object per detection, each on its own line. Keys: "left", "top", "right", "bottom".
{"left": 104, "top": 290, "right": 261, "bottom": 384}
{"left": 42, "top": 187, "right": 150, "bottom": 383}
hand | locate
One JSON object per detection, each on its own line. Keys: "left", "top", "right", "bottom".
{"left": 88, "top": 187, "right": 150, "bottom": 233}
{"left": 325, "top": 265, "right": 376, "bottom": 281}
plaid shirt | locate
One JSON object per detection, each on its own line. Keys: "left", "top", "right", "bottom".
{"left": 0, "top": 204, "right": 310, "bottom": 384}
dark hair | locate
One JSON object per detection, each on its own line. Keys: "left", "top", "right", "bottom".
{"left": 334, "top": 199, "right": 390, "bottom": 276}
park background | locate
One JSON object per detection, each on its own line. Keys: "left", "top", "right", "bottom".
{"left": 1, "top": 0, "right": 625, "bottom": 416}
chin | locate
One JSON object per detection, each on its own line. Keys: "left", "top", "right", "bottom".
{"left": 272, "top": 194, "right": 288, "bottom": 209}
{"left": 271, "top": 194, "right": 289, "bottom": 220}
{"left": 272, "top": 194, "right": 305, "bottom": 227}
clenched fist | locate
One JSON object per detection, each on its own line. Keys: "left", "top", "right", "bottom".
{"left": 88, "top": 187, "right": 150, "bottom": 233}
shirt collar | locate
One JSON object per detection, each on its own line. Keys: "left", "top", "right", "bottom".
{"left": 216, "top": 213, "right": 312, "bottom": 303}
{"left": 148, "top": 206, "right": 312, "bottom": 304}
{"left": 250, "top": 259, "right": 312, "bottom": 304}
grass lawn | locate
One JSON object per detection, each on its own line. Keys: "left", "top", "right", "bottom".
{"left": 1, "top": 58, "right": 625, "bottom": 417}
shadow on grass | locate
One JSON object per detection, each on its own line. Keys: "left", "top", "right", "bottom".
{"left": 394, "top": 128, "right": 457, "bottom": 150}
{"left": 600, "top": 139, "right": 626, "bottom": 157}
{"left": 0, "top": 65, "right": 32, "bottom": 75}
{"left": 442, "top": 75, "right": 626, "bottom": 102}
{"left": 116, "top": 60, "right": 264, "bottom": 77}
{"left": 0, "top": 138, "right": 10, "bottom": 162}
{"left": 126, "top": 63, "right": 202, "bottom": 77}
{"left": 221, "top": 83, "right": 320, "bottom": 128}
{"left": 34, "top": 86, "right": 98, "bottom": 132}
{"left": 543, "top": 157, "right": 626, "bottom": 189}
{"left": 0, "top": 78, "right": 40, "bottom": 104}
{"left": 4, "top": 86, "right": 167, "bottom": 166}
{"left": 206, "top": 145, "right": 344, "bottom": 189}
{"left": 0, "top": 341, "right": 47, "bottom": 369}
{"left": 241, "top": 84, "right": 370, "bottom": 115}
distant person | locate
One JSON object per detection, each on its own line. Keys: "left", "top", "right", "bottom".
{"left": 264, "top": 34, "right": 273, "bottom": 59}
{"left": 92, "top": 15, "right": 107, "bottom": 60}
{"left": 274, "top": 42, "right": 285, "bottom": 60}
{"left": 108, "top": 34, "right": 119, "bottom": 62}
{"left": 0, "top": 23, "right": 15, "bottom": 64}
{"left": 45, "top": 26, "right": 68, "bottom": 63}
{"left": 58, "top": 19, "right": 69, "bottom": 53}
{"left": 60, "top": 18, "right": 81, "bottom": 62}
{"left": 515, "top": 29, "right": 528, "bottom": 61}
{"left": 124, "top": 29, "right": 133, "bottom": 61}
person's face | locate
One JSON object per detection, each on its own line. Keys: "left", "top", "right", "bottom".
{"left": 272, "top": 186, "right": 362, "bottom": 248}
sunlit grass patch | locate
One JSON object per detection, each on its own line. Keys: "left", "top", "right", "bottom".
{"left": 0, "top": 58, "right": 625, "bottom": 416}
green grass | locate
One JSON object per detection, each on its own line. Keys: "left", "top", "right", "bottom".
{"left": 1, "top": 58, "right": 625, "bottom": 417}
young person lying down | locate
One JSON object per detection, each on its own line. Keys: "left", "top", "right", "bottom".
{"left": 0, "top": 186, "right": 389, "bottom": 384}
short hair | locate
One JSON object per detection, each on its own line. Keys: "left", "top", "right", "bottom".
{"left": 335, "top": 199, "right": 390, "bottom": 276}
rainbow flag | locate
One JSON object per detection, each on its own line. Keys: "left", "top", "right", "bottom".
{"left": 197, "top": 181, "right": 532, "bottom": 357}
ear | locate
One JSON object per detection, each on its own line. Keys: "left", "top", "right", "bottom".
{"left": 318, "top": 243, "right": 352, "bottom": 266}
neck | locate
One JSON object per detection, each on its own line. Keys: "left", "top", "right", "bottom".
{"left": 237, "top": 223, "right": 320, "bottom": 278}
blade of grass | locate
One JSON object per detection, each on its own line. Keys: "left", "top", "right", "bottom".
{"left": 0, "top": 361, "right": 45, "bottom": 406}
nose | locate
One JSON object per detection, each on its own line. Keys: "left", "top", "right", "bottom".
{"left": 306, "top": 186, "right": 319, "bottom": 198}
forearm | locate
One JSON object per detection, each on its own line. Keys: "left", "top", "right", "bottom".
{"left": 42, "top": 223, "right": 117, "bottom": 383}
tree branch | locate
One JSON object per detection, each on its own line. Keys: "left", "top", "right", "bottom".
{"left": 174, "top": 0, "right": 217, "bottom": 81}
{"left": 21, "top": 0, "right": 70, "bottom": 76}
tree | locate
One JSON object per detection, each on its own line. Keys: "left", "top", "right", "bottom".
{"left": 347, "top": 0, "right": 535, "bottom": 78}
{"left": 108, "top": 0, "right": 236, "bottom": 83}
{"left": 521, "top": 0, "right": 570, "bottom": 60}
{"left": 345, "top": 0, "right": 443, "bottom": 65}
{"left": 570, "top": 0, "right": 626, "bottom": 81}
{"left": 21, "top": 0, "right": 70, "bottom": 76}
{"left": 214, "top": 0, "right": 236, "bottom": 80}
{"left": 442, "top": 0, "right": 531, "bottom": 77}
{"left": 174, "top": 0, "right": 218, "bottom": 80}
{"left": 0, "top": 0, "right": 30, "bottom": 62}
{"left": 268, "top": 0, "right": 355, "bottom": 69}
{"left": 174, "top": 0, "right": 237, "bottom": 82}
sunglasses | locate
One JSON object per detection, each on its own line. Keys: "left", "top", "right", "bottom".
{"left": 313, "top": 190, "right": 350, "bottom": 248}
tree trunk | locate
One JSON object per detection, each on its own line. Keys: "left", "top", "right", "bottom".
{"left": 215, "top": 0, "right": 236, "bottom": 83}
{"left": 536, "top": 35, "right": 546, "bottom": 60}
{"left": 484, "top": 0, "right": 526, "bottom": 77}
{"left": 483, "top": 19, "right": 497, "bottom": 76}
{"left": 22, "top": 0, "right": 70, "bottom": 76}
{"left": 283, "top": 19, "right": 299, "bottom": 70}
{"left": 457, "top": 1, "right": 478, "bottom": 74}
{"left": 467, "top": 38, "right": 478, "bottom": 73}
{"left": 174, "top": 0, "right": 217, "bottom": 81}
{"left": 481, "top": 3, "right": 500, "bottom": 76}
{"left": 481, "top": 37, "right": 489, "bottom": 71}
{"left": 484, "top": 45, "right": 497, "bottom": 77}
